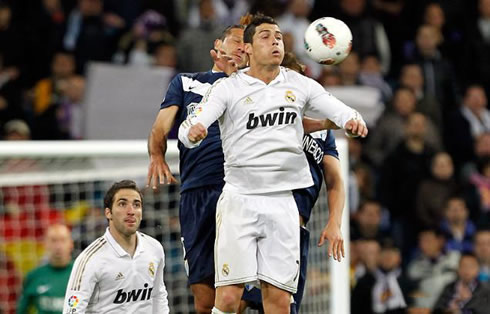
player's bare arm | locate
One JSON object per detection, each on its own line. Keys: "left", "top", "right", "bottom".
{"left": 147, "top": 107, "right": 179, "bottom": 189}
{"left": 317, "top": 154, "right": 345, "bottom": 262}
{"left": 303, "top": 117, "right": 340, "bottom": 133}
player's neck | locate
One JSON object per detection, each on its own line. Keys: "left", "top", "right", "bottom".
{"left": 246, "top": 63, "right": 280, "bottom": 84}
{"left": 110, "top": 227, "right": 138, "bottom": 257}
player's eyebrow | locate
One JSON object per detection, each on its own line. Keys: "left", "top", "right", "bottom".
{"left": 116, "top": 197, "right": 141, "bottom": 203}
{"left": 258, "top": 29, "right": 283, "bottom": 36}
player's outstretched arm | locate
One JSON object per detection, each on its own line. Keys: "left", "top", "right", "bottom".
{"left": 302, "top": 117, "right": 340, "bottom": 134}
{"left": 317, "top": 154, "right": 345, "bottom": 262}
{"left": 147, "top": 107, "right": 179, "bottom": 189}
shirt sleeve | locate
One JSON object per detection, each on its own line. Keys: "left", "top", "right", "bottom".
{"left": 323, "top": 130, "right": 339, "bottom": 159}
{"left": 178, "top": 77, "right": 229, "bottom": 148}
{"left": 304, "top": 78, "right": 364, "bottom": 129}
{"left": 63, "top": 253, "right": 98, "bottom": 314}
{"left": 152, "top": 244, "right": 169, "bottom": 314}
{"left": 16, "top": 272, "right": 33, "bottom": 314}
{"left": 160, "top": 75, "right": 183, "bottom": 110}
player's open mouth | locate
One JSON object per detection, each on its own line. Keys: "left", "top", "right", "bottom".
{"left": 272, "top": 50, "right": 281, "bottom": 56}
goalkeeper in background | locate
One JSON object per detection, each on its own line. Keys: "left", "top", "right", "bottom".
{"left": 17, "top": 224, "right": 74, "bottom": 314}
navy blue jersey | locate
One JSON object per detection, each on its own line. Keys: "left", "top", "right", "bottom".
{"left": 161, "top": 71, "right": 227, "bottom": 192}
{"left": 293, "top": 130, "right": 338, "bottom": 224}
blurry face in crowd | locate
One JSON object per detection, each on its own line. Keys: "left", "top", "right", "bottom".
{"left": 338, "top": 52, "right": 360, "bottom": 82}
{"left": 358, "top": 240, "right": 380, "bottom": 271}
{"left": 424, "top": 3, "right": 445, "bottom": 29}
{"left": 79, "top": 0, "right": 103, "bottom": 16}
{"left": 445, "top": 198, "right": 468, "bottom": 225}
{"left": 341, "top": 0, "right": 366, "bottom": 17}
{"left": 480, "top": 0, "right": 490, "bottom": 18}
{"left": 246, "top": 23, "right": 284, "bottom": 67}
{"left": 154, "top": 44, "right": 177, "bottom": 68}
{"left": 405, "top": 113, "right": 427, "bottom": 140}
{"left": 464, "top": 86, "right": 488, "bottom": 114}
{"left": 378, "top": 248, "right": 401, "bottom": 271}
{"left": 45, "top": 224, "right": 73, "bottom": 267}
{"left": 105, "top": 188, "right": 142, "bottom": 238}
{"left": 289, "top": 0, "right": 312, "bottom": 18}
{"left": 431, "top": 152, "right": 453, "bottom": 180}
{"left": 199, "top": 0, "right": 215, "bottom": 21}
{"left": 475, "top": 133, "right": 490, "bottom": 157}
{"left": 416, "top": 25, "right": 440, "bottom": 56}
{"left": 458, "top": 256, "right": 480, "bottom": 283}
{"left": 65, "top": 76, "right": 85, "bottom": 103}
{"left": 475, "top": 231, "right": 490, "bottom": 264}
{"left": 357, "top": 202, "right": 382, "bottom": 229}
{"left": 52, "top": 53, "right": 75, "bottom": 79}
{"left": 0, "top": 5, "right": 11, "bottom": 29}
{"left": 360, "top": 55, "right": 381, "bottom": 74}
{"left": 401, "top": 64, "right": 424, "bottom": 91}
{"left": 394, "top": 89, "right": 416, "bottom": 117}
{"left": 419, "top": 231, "right": 444, "bottom": 258}
{"left": 216, "top": 27, "right": 247, "bottom": 68}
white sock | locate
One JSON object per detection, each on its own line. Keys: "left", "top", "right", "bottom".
{"left": 211, "top": 306, "right": 236, "bottom": 314}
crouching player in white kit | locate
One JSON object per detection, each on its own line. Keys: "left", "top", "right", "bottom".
{"left": 63, "top": 180, "right": 169, "bottom": 314}
{"left": 179, "top": 13, "right": 367, "bottom": 314}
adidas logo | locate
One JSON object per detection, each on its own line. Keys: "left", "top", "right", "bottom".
{"left": 244, "top": 96, "right": 254, "bottom": 104}
{"left": 115, "top": 272, "right": 124, "bottom": 281}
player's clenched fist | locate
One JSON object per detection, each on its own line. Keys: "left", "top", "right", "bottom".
{"left": 344, "top": 117, "right": 368, "bottom": 138}
{"left": 188, "top": 123, "right": 208, "bottom": 143}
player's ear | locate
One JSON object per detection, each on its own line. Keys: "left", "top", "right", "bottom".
{"left": 105, "top": 207, "right": 112, "bottom": 220}
{"left": 244, "top": 43, "right": 252, "bottom": 55}
{"left": 214, "top": 39, "right": 222, "bottom": 51}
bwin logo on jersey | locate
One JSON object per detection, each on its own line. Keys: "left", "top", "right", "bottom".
{"left": 113, "top": 283, "right": 153, "bottom": 304}
{"left": 246, "top": 107, "right": 297, "bottom": 130}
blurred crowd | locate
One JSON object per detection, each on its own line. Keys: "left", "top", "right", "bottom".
{"left": 1, "top": 0, "right": 490, "bottom": 313}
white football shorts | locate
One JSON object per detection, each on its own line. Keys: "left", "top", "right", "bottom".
{"left": 214, "top": 189, "right": 300, "bottom": 293}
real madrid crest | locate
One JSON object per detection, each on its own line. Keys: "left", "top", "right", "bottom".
{"left": 222, "top": 263, "right": 230, "bottom": 277}
{"left": 285, "top": 90, "right": 296, "bottom": 103}
{"left": 149, "top": 262, "right": 155, "bottom": 277}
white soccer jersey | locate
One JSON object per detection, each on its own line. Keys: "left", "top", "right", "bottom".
{"left": 179, "top": 67, "right": 363, "bottom": 194}
{"left": 63, "top": 229, "right": 169, "bottom": 314}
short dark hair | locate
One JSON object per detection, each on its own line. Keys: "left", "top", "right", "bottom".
{"left": 219, "top": 24, "right": 246, "bottom": 41}
{"left": 459, "top": 252, "right": 479, "bottom": 265}
{"left": 104, "top": 180, "right": 143, "bottom": 210}
{"left": 243, "top": 13, "right": 278, "bottom": 44}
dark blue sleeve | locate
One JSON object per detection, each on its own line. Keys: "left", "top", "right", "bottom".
{"left": 160, "top": 74, "right": 183, "bottom": 110}
{"left": 323, "top": 130, "right": 339, "bottom": 159}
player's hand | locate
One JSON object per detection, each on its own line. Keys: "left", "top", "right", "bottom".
{"left": 318, "top": 222, "right": 344, "bottom": 262}
{"left": 146, "top": 154, "right": 177, "bottom": 189}
{"left": 344, "top": 119, "right": 368, "bottom": 138}
{"left": 188, "top": 123, "right": 208, "bottom": 143}
{"left": 210, "top": 49, "right": 238, "bottom": 76}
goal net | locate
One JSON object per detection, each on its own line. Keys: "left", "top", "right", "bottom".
{"left": 0, "top": 140, "right": 349, "bottom": 314}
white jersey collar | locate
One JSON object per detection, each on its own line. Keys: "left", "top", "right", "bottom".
{"left": 104, "top": 227, "right": 145, "bottom": 258}
{"left": 239, "top": 66, "right": 286, "bottom": 86}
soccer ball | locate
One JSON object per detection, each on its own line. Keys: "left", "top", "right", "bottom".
{"left": 304, "top": 17, "right": 353, "bottom": 65}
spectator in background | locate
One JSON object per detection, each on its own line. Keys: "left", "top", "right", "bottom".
{"left": 461, "top": 132, "right": 490, "bottom": 183}
{"left": 57, "top": 75, "right": 85, "bottom": 139}
{"left": 399, "top": 63, "right": 442, "bottom": 132}
{"left": 338, "top": 51, "right": 361, "bottom": 86}
{"left": 415, "top": 152, "right": 458, "bottom": 228}
{"left": 440, "top": 196, "right": 476, "bottom": 253}
{"left": 354, "top": 239, "right": 381, "bottom": 285}
{"left": 379, "top": 113, "right": 437, "bottom": 257}
{"left": 433, "top": 253, "right": 490, "bottom": 314}
{"left": 407, "top": 228, "right": 460, "bottom": 309}
{"left": 2, "top": 119, "right": 30, "bottom": 141}
{"left": 63, "top": 0, "right": 125, "bottom": 73}
{"left": 464, "top": 0, "right": 490, "bottom": 98}
{"left": 406, "top": 24, "right": 460, "bottom": 114}
{"left": 466, "top": 157, "right": 490, "bottom": 226}
{"left": 352, "top": 240, "right": 411, "bottom": 314}
{"left": 474, "top": 229, "right": 490, "bottom": 282}
{"left": 350, "top": 200, "right": 390, "bottom": 242}
{"left": 153, "top": 42, "right": 177, "bottom": 69}
{"left": 187, "top": 0, "right": 250, "bottom": 30}
{"left": 358, "top": 54, "right": 392, "bottom": 103}
{"left": 446, "top": 85, "right": 490, "bottom": 171}
{"left": 366, "top": 88, "right": 441, "bottom": 168}
{"left": 176, "top": 0, "right": 222, "bottom": 72}
{"left": 16, "top": 224, "right": 74, "bottom": 314}
{"left": 337, "top": 0, "right": 391, "bottom": 74}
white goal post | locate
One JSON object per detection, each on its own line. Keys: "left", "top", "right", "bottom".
{"left": 0, "top": 139, "right": 349, "bottom": 314}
